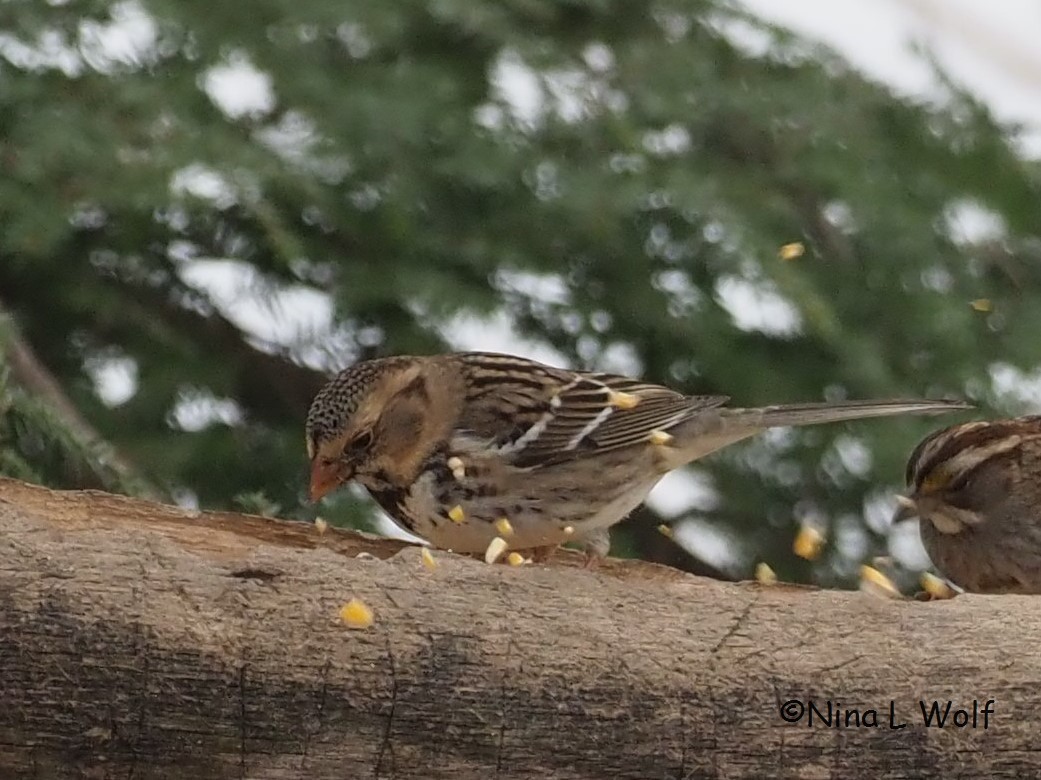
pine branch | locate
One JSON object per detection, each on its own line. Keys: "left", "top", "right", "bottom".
{"left": 0, "top": 304, "right": 164, "bottom": 499}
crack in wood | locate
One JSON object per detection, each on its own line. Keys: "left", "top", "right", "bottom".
{"left": 374, "top": 637, "right": 398, "bottom": 778}
{"left": 495, "top": 638, "right": 513, "bottom": 777}
{"left": 228, "top": 568, "right": 281, "bottom": 582}
{"left": 238, "top": 655, "right": 248, "bottom": 780}
{"left": 301, "top": 658, "right": 330, "bottom": 771}
{"left": 710, "top": 594, "right": 759, "bottom": 656}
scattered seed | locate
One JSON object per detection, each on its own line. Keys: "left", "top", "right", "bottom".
{"left": 339, "top": 598, "right": 374, "bottom": 629}
{"left": 793, "top": 525, "right": 825, "bottom": 560}
{"left": 485, "top": 536, "right": 509, "bottom": 564}
{"left": 649, "top": 429, "right": 674, "bottom": 446}
{"left": 970, "top": 298, "right": 992, "bottom": 312}
{"left": 860, "top": 565, "right": 901, "bottom": 599}
{"left": 448, "top": 505, "right": 465, "bottom": 524}
{"left": 421, "top": 547, "right": 438, "bottom": 570}
{"left": 778, "top": 242, "right": 805, "bottom": 261}
{"left": 447, "top": 456, "right": 466, "bottom": 480}
{"left": 494, "top": 517, "right": 514, "bottom": 537}
{"left": 506, "top": 552, "right": 528, "bottom": 566}
{"left": 920, "top": 571, "right": 956, "bottom": 600}
{"left": 754, "top": 562, "right": 777, "bottom": 585}
{"left": 607, "top": 389, "right": 640, "bottom": 409}
{"left": 314, "top": 517, "right": 329, "bottom": 535}
{"left": 657, "top": 523, "right": 674, "bottom": 539}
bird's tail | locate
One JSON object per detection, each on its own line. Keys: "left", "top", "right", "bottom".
{"left": 723, "top": 398, "right": 973, "bottom": 430}
{"left": 660, "top": 398, "right": 971, "bottom": 469}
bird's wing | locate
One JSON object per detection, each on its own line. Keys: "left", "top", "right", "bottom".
{"left": 453, "top": 352, "right": 728, "bottom": 468}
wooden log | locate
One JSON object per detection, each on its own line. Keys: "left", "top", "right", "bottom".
{"left": 0, "top": 477, "right": 1036, "bottom": 779}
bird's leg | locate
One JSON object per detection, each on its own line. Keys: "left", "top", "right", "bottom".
{"left": 528, "top": 544, "right": 558, "bottom": 563}
{"left": 575, "top": 527, "right": 611, "bottom": 569}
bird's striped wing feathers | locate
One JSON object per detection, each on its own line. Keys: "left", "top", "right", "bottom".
{"left": 455, "top": 352, "right": 727, "bottom": 467}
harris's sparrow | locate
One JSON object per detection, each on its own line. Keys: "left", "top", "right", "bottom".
{"left": 306, "top": 352, "right": 969, "bottom": 558}
{"left": 895, "top": 417, "right": 1041, "bottom": 593}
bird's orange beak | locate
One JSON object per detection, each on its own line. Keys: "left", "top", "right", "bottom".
{"left": 309, "top": 459, "right": 348, "bottom": 503}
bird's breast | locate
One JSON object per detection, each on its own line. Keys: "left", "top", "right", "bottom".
{"left": 363, "top": 445, "right": 664, "bottom": 553}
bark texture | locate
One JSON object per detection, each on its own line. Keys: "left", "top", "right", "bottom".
{"left": 1, "top": 476, "right": 1038, "bottom": 779}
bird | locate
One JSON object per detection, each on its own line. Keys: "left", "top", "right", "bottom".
{"left": 895, "top": 416, "right": 1041, "bottom": 594}
{"left": 306, "top": 351, "right": 970, "bottom": 559}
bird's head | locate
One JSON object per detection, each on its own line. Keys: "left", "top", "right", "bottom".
{"left": 305, "top": 356, "right": 458, "bottom": 502}
{"left": 893, "top": 419, "right": 1029, "bottom": 534}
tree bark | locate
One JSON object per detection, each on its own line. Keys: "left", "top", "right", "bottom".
{"left": 0, "top": 477, "right": 1037, "bottom": 779}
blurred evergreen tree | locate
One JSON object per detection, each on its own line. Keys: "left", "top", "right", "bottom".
{"left": 2, "top": 0, "right": 1040, "bottom": 583}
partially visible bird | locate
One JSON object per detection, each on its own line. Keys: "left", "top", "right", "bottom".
{"left": 895, "top": 416, "right": 1041, "bottom": 593}
{"left": 306, "top": 352, "right": 969, "bottom": 559}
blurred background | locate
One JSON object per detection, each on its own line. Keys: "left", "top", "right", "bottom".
{"left": 2, "top": 0, "right": 1040, "bottom": 587}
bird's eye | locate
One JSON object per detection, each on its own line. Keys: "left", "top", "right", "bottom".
{"left": 350, "top": 429, "right": 374, "bottom": 453}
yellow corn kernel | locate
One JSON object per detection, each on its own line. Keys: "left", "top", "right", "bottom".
{"left": 649, "top": 429, "right": 673, "bottom": 446}
{"left": 314, "top": 517, "right": 329, "bottom": 535}
{"left": 506, "top": 552, "right": 527, "bottom": 566}
{"left": 448, "top": 505, "right": 465, "bottom": 524}
{"left": 778, "top": 242, "right": 805, "bottom": 261}
{"left": 657, "top": 523, "right": 674, "bottom": 539}
{"left": 339, "top": 598, "right": 374, "bottom": 629}
{"left": 420, "top": 547, "right": 438, "bottom": 570}
{"left": 970, "top": 298, "right": 992, "bottom": 312}
{"left": 860, "top": 565, "right": 901, "bottom": 599}
{"left": 920, "top": 572, "right": 956, "bottom": 600}
{"left": 494, "top": 517, "right": 514, "bottom": 537}
{"left": 484, "top": 536, "right": 509, "bottom": 564}
{"left": 754, "top": 562, "right": 777, "bottom": 585}
{"left": 793, "top": 525, "right": 825, "bottom": 560}
{"left": 607, "top": 389, "right": 640, "bottom": 409}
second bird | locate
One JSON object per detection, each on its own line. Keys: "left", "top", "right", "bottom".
{"left": 306, "top": 352, "right": 969, "bottom": 558}
{"left": 897, "top": 417, "right": 1041, "bottom": 594}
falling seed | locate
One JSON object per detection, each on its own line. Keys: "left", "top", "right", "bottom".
{"left": 657, "top": 523, "right": 674, "bottom": 539}
{"left": 448, "top": 505, "right": 465, "bottom": 524}
{"left": 506, "top": 552, "right": 528, "bottom": 566}
{"left": 447, "top": 456, "right": 466, "bottom": 480}
{"left": 793, "top": 525, "right": 825, "bottom": 560}
{"left": 754, "top": 562, "right": 777, "bottom": 585}
{"left": 649, "top": 429, "right": 673, "bottom": 446}
{"left": 778, "top": 242, "right": 805, "bottom": 261}
{"left": 563, "top": 525, "right": 575, "bottom": 536}
{"left": 314, "top": 517, "right": 329, "bottom": 535}
{"left": 339, "top": 598, "right": 374, "bottom": 629}
{"left": 494, "top": 517, "right": 514, "bottom": 537}
{"left": 970, "top": 298, "right": 992, "bottom": 313}
{"left": 421, "top": 547, "right": 438, "bottom": 570}
{"left": 607, "top": 389, "right": 640, "bottom": 409}
{"left": 920, "top": 572, "right": 956, "bottom": 600}
{"left": 484, "top": 536, "right": 509, "bottom": 564}
{"left": 860, "top": 565, "right": 901, "bottom": 599}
